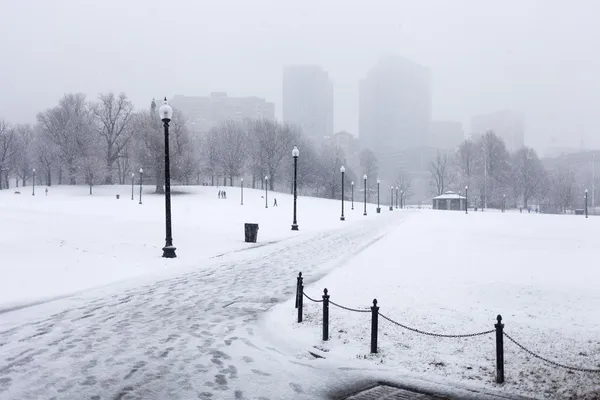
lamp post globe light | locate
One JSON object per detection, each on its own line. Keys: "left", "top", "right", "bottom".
{"left": 351, "top": 181, "right": 354, "bottom": 210}
{"left": 265, "top": 176, "right": 269, "bottom": 208}
{"left": 465, "top": 185, "right": 468, "bottom": 214}
{"left": 241, "top": 178, "right": 244, "bottom": 206}
{"left": 139, "top": 168, "right": 144, "bottom": 204}
{"left": 340, "top": 166, "right": 345, "bottom": 221}
{"left": 291, "top": 146, "right": 299, "bottom": 230}
{"left": 389, "top": 186, "right": 394, "bottom": 211}
{"left": 363, "top": 174, "right": 367, "bottom": 216}
{"left": 159, "top": 98, "right": 176, "bottom": 258}
{"left": 32, "top": 169, "right": 36, "bottom": 196}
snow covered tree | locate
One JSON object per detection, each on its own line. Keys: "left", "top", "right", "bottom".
{"left": 90, "top": 92, "right": 134, "bottom": 184}
{"left": 201, "top": 128, "right": 222, "bottom": 186}
{"left": 0, "top": 119, "right": 17, "bottom": 189}
{"left": 455, "top": 139, "right": 477, "bottom": 188}
{"left": 473, "top": 131, "right": 511, "bottom": 208}
{"left": 550, "top": 164, "right": 576, "bottom": 213}
{"left": 318, "top": 143, "right": 346, "bottom": 199}
{"left": 214, "top": 120, "right": 247, "bottom": 186}
{"left": 511, "top": 147, "right": 546, "bottom": 208}
{"left": 359, "top": 148, "right": 378, "bottom": 200}
{"left": 429, "top": 151, "right": 454, "bottom": 195}
{"left": 13, "top": 124, "right": 35, "bottom": 187}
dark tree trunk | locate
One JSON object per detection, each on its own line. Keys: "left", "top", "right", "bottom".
{"left": 211, "top": 175, "right": 214, "bottom": 186}
{"left": 252, "top": 175, "right": 256, "bottom": 189}
{"left": 89, "top": 184, "right": 93, "bottom": 195}
{"left": 229, "top": 176, "right": 233, "bottom": 186}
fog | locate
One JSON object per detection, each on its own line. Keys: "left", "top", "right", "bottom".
{"left": 1, "top": 0, "right": 599, "bottom": 151}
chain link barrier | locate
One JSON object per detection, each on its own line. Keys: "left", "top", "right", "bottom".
{"left": 503, "top": 332, "right": 600, "bottom": 373}
{"left": 378, "top": 312, "right": 495, "bottom": 338}
{"left": 329, "top": 299, "right": 371, "bottom": 313}
{"left": 302, "top": 292, "right": 323, "bottom": 303}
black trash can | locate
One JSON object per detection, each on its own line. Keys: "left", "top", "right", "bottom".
{"left": 244, "top": 223, "right": 259, "bottom": 243}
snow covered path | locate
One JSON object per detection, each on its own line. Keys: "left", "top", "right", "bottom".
{"left": 0, "top": 213, "right": 402, "bottom": 400}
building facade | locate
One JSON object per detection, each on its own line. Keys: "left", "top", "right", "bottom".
{"left": 471, "top": 110, "right": 525, "bottom": 152}
{"left": 170, "top": 93, "right": 275, "bottom": 134}
{"left": 282, "top": 65, "right": 334, "bottom": 146}
{"left": 359, "top": 55, "right": 432, "bottom": 176}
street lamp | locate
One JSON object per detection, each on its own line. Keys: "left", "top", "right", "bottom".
{"left": 363, "top": 174, "right": 367, "bottom": 216}
{"left": 376, "top": 179, "right": 381, "bottom": 213}
{"left": 395, "top": 187, "right": 399, "bottom": 209}
{"left": 585, "top": 189, "right": 588, "bottom": 218}
{"left": 502, "top": 194, "right": 506, "bottom": 213}
{"left": 292, "top": 146, "right": 299, "bottom": 230}
{"left": 465, "top": 185, "right": 468, "bottom": 214}
{"left": 265, "top": 176, "right": 269, "bottom": 208}
{"left": 159, "top": 98, "right": 176, "bottom": 258}
{"left": 32, "top": 169, "right": 36, "bottom": 196}
{"left": 131, "top": 172, "right": 135, "bottom": 200}
{"left": 139, "top": 168, "right": 144, "bottom": 204}
{"left": 340, "top": 166, "right": 345, "bottom": 221}
{"left": 389, "top": 186, "right": 393, "bottom": 211}
{"left": 241, "top": 178, "right": 244, "bottom": 206}
{"left": 351, "top": 181, "right": 354, "bottom": 210}
{"left": 400, "top": 190, "right": 404, "bottom": 209}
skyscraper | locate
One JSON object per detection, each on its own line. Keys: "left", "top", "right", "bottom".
{"left": 282, "top": 65, "right": 334, "bottom": 146}
{"left": 359, "top": 55, "right": 432, "bottom": 174}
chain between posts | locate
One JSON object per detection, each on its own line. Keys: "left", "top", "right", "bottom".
{"left": 302, "top": 292, "right": 323, "bottom": 303}
{"left": 503, "top": 332, "right": 600, "bottom": 373}
{"left": 378, "top": 312, "right": 495, "bottom": 338}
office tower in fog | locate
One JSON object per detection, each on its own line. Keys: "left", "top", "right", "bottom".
{"left": 359, "top": 55, "right": 432, "bottom": 172}
{"left": 283, "top": 65, "right": 334, "bottom": 145}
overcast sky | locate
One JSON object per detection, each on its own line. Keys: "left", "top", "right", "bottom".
{"left": 1, "top": 0, "right": 598, "bottom": 151}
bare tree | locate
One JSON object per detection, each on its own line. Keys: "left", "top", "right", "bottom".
{"left": 201, "top": 128, "right": 221, "bottom": 186}
{"left": 0, "top": 119, "right": 17, "bottom": 189}
{"left": 550, "top": 164, "right": 576, "bottom": 213}
{"left": 511, "top": 147, "right": 546, "bottom": 208}
{"left": 456, "top": 139, "right": 477, "bottom": 187}
{"left": 13, "top": 125, "right": 35, "bottom": 187}
{"left": 318, "top": 144, "right": 346, "bottom": 199}
{"left": 91, "top": 92, "right": 134, "bottom": 184}
{"left": 394, "top": 168, "right": 413, "bottom": 200}
{"left": 37, "top": 93, "right": 92, "bottom": 184}
{"left": 33, "top": 125, "right": 58, "bottom": 186}
{"left": 215, "top": 120, "right": 247, "bottom": 185}
{"left": 473, "top": 131, "right": 511, "bottom": 208}
{"left": 359, "top": 148, "right": 378, "bottom": 200}
{"left": 429, "top": 151, "right": 454, "bottom": 195}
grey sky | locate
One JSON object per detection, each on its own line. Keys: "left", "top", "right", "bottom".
{"left": 1, "top": 0, "right": 598, "bottom": 151}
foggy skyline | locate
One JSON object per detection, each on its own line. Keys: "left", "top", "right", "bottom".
{"left": 1, "top": 0, "right": 599, "bottom": 152}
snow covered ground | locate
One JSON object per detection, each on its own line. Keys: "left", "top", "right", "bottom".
{"left": 0, "top": 184, "right": 371, "bottom": 310}
{"left": 267, "top": 210, "right": 600, "bottom": 399}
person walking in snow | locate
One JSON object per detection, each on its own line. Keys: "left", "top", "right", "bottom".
{"left": 273, "top": 198, "right": 278, "bottom": 207}
{"left": 218, "top": 190, "right": 222, "bottom": 199}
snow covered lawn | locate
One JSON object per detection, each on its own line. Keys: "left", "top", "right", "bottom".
{"left": 267, "top": 210, "right": 600, "bottom": 399}
{"left": 0, "top": 184, "right": 369, "bottom": 310}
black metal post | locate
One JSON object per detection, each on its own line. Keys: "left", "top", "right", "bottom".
{"left": 241, "top": 179, "right": 244, "bottom": 205}
{"left": 376, "top": 181, "right": 380, "bottom": 213}
{"left": 396, "top": 188, "right": 399, "bottom": 209}
{"left": 32, "top": 170, "right": 35, "bottom": 196}
{"left": 297, "top": 280, "right": 304, "bottom": 323}
{"left": 502, "top": 195, "right": 505, "bottom": 213}
{"left": 465, "top": 187, "right": 468, "bottom": 214}
{"left": 340, "top": 170, "right": 345, "bottom": 221}
{"left": 370, "top": 299, "right": 379, "bottom": 353}
{"left": 139, "top": 169, "right": 143, "bottom": 205}
{"left": 322, "top": 288, "right": 330, "bottom": 341}
{"left": 131, "top": 173, "right": 134, "bottom": 200}
{"left": 389, "top": 186, "right": 393, "bottom": 211}
{"left": 295, "top": 272, "right": 302, "bottom": 309}
{"left": 162, "top": 118, "right": 176, "bottom": 258}
{"left": 265, "top": 177, "right": 268, "bottom": 208}
{"left": 363, "top": 177, "right": 367, "bottom": 216}
{"left": 585, "top": 190, "right": 588, "bottom": 218}
{"left": 495, "top": 315, "right": 504, "bottom": 384}
{"left": 351, "top": 182, "right": 354, "bottom": 210}
{"left": 292, "top": 157, "right": 298, "bottom": 229}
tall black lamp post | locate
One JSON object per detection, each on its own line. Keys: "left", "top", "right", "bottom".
{"left": 363, "top": 174, "right": 367, "bottom": 216}
{"left": 241, "top": 178, "right": 244, "bottom": 206}
{"left": 340, "top": 166, "right": 345, "bottom": 221}
{"left": 389, "top": 186, "right": 394, "bottom": 211}
{"left": 376, "top": 179, "right": 381, "bottom": 213}
{"left": 395, "top": 186, "right": 399, "bottom": 209}
{"left": 131, "top": 172, "right": 135, "bottom": 200}
{"left": 351, "top": 181, "right": 354, "bottom": 210}
{"left": 465, "top": 185, "right": 468, "bottom": 214}
{"left": 159, "top": 98, "right": 176, "bottom": 258}
{"left": 292, "top": 146, "right": 299, "bottom": 230}
{"left": 265, "top": 176, "right": 269, "bottom": 208}
{"left": 32, "top": 169, "right": 36, "bottom": 196}
{"left": 585, "top": 189, "right": 588, "bottom": 218}
{"left": 139, "top": 168, "right": 143, "bottom": 204}
{"left": 502, "top": 194, "right": 506, "bottom": 213}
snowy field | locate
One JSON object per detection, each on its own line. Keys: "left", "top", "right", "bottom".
{"left": 268, "top": 210, "right": 600, "bottom": 399}
{"left": 0, "top": 184, "right": 371, "bottom": 311}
